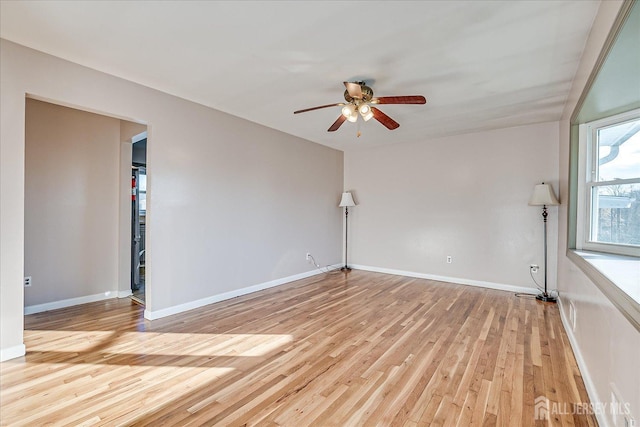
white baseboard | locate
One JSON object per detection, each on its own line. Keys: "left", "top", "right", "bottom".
{"left": 557, "top": 297, "right": 609, "bottom": 427}
{"left": 24, "top": 291, "right": 117, "bottom": 315}
{"left": 144, "top": 266, "right": 340, "bottom": 320}
{"left": 350, "top": 264, "right": 539, "bottom": 295}
{"left": 118, "top": 290, "right": 133, "bottom": 298}
{"left": 0, "top": 344, "right": 26, "bottom": 362}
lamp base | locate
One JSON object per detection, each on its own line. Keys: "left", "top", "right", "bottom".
{"left": 536, "top": 293, "right": 557, "bottom": 303}
{"left": 340, "top": 266, "right": 352, "bottom": 272}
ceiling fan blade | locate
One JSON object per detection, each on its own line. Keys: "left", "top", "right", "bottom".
{"left": 371, "top": 107, "right": 400, "bottom": 130}
{"left": 328, "top": 115, "right": 347, "bottom": 132}
{"left": 294, "top": 103, "right": 344, "bottom": 114}
{"left": 371, "top": 95, "right": 426, "bottom": 105}
{"left": 344, "top": 82, "right": 363, "bottom": 99}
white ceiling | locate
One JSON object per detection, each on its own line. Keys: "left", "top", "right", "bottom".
{"left": 0, "top": 1, "right": 601, "bottom": 151}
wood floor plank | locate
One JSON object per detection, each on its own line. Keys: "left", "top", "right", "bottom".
{"left": 0, "top": 271, "right": 596, "bottom": 426}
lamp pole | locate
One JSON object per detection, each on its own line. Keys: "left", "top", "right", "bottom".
{"left": 339, "top": 192, "right": 356, "bottom": 272}
{"left": 342, "top": 205, "right": 351, "bottom": 271}
{"left": 536, "top": 204, "right": 556, "bottom": 302}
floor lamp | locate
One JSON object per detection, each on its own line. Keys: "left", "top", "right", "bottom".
{"left": 528, "top": 183, "right": 559, "bottom": 303}
{"left": 339, "top": 192, "right": 356, "bottom": 272}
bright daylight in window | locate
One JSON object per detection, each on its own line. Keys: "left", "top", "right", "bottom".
{"left": 581, "top": 111, "right": 640, "bottom": 256}
{"left": 139, "top": 171, "right": 147, "bottom": 214}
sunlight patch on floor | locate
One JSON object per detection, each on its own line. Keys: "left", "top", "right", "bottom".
{"left": 24, "top": 330, "right": 294, "bottom": 357}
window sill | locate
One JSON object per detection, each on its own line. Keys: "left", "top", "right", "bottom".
{"left": 567, "top": 249, "right": 640, "bottom": 331}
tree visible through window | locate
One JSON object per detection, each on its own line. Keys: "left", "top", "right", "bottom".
{"left": 583, "top": 113, "right": 640, "bottom": 254}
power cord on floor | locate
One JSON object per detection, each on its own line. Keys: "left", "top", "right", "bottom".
{"left": 308, "top": 254, "right": 343, "bottom": 275}
{"left": 515, "top": 267, "right": 560, "bottom": 300}
{"left": 515, "top": 290, "right": 560, "bottom": 300}
{"left": 529, "top": 268, "right": 544, "bottom": 293}
{"left": 515, "top": 292, "right": 537, "bottom": 299}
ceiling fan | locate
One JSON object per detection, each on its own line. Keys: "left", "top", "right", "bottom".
{"left": 294, "top": 81, "right": 426, "bottom": 133}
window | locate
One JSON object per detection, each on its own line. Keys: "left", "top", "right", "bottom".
{"left": 578, "top": 110, "right": 640, "bottom": 256}
{"left": 568, "top": 0, "right": 639, "bottom": 329}
{"left": 138, "top": 169, "right": 147, "bottom": 215}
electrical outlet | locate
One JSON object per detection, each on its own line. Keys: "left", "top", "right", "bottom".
{"left": 24, "top": 276, "right": 32, "bottom": 287}
{"left": 306, "top": 252, "right": 311, "bottom": 262}
{"left": 611, "top": 387, "right": 634, "bottom": 427}
{"left": 569, "top": 301, "right": 577, "bottom": 331}
{"left": 446, "top": 256, "right": 452, "bottom": 264}
{"left": 530, "top": 264, "right": 539, "bottom": 273}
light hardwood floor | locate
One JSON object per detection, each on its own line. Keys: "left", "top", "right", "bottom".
{"left": 1, "top": 271, "right": 595, "bottom": 426}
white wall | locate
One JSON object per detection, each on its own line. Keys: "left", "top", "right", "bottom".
{"left": 557, "top": 1, "right": 639, "bottom": 425}
{"left": 0, "top": 39, "right": 343, "bottom": 360}
{"left": 24, "top": 99, "right": 121, "bottom": 307}
{"left": 344, "top": 121, "right": 559, "bottom": 291}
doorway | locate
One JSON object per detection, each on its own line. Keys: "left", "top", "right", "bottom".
{"left": 24, "top": 97, "right": 148, "bottom": 314}
{"left": 131, "top": 135, "right": 147, "bottom": 305}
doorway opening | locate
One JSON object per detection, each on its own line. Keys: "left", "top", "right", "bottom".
{"left": 23, "top": 96, "right": 148, "bottom": 315}
{"left": 131, "top": 134, "right": 147, "bottom": 305}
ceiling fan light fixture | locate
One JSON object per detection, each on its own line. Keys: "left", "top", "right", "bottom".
{"left": 342, "top": 104, "right": 358, "bottom": 122}
{"left": 341, "top": 104, "right": 355, "bottom": 117}
{"left": 359, "top": 104, "right": 373, "bottom": 121}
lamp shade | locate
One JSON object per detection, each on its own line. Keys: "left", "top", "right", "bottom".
{"left": 339, "top": 192, "right": 356, "bottom": 207}
{"left": 528, "top": 183, "right": 559, "bottom": 206}
{"left": 342, "top": 104, "right": 358, "bottom": 122}
{"left": 360, "top": 109, "right": 374, "bottom": 121}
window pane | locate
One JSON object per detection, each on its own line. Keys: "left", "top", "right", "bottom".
{"left": 139, "top": 192, "right": 146, "bottom": 213}
{"left": 591, "top": 183, "right": 640, "bottom": 246}
{"left": 597, "top": 119, "right": 640, "bottom": 181}
{"left": 139, "top": 173, "right": 147, "bottom": 192}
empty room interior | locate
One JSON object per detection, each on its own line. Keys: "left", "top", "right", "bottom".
{"left": 1, "top": 1, "right": 639, "bottom": 426}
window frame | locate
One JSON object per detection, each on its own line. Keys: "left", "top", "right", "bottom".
{"left": 576, "top": 108, "right": 640, "bottom": 257}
